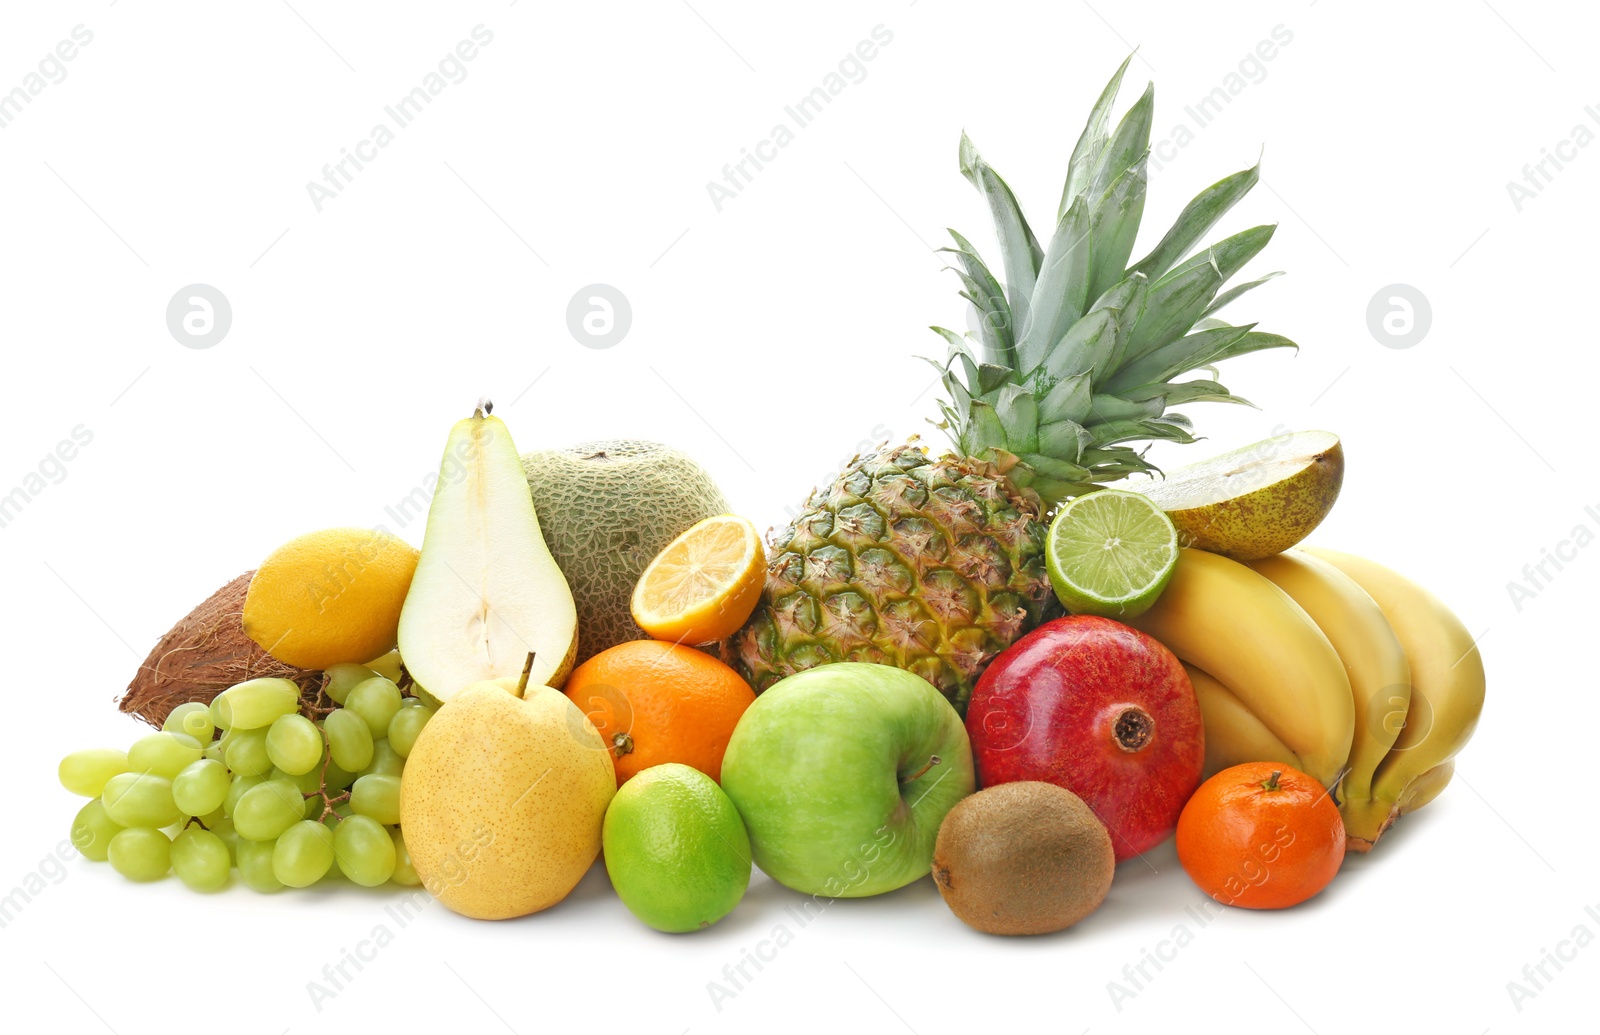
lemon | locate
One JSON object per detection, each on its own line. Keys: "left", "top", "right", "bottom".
{"left": 631, "top": 515, "right": 765, "bottom": 644}
{"left": 242, "top": 528, "right": 419, "bottom": 669}
{"left": 602, "top": 763, "right": 751, "bottom": 932}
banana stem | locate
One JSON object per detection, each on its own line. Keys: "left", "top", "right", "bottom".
{"left": 1340, "top": 794, "right": 1401, "bottom": 851}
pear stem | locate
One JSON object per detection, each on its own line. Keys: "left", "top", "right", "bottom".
{"left": 517, "top": 652, "right": 536, "bottom": 696}
{"left": 905, "top": 754, "right": 942, "bottom": 783}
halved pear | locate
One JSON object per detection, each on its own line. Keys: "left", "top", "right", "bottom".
{"left": 397, "top": 403, "right": 578, "bottom": 703}
{"left": 1137, "top": 430, "right": 1343, "bottom": 561}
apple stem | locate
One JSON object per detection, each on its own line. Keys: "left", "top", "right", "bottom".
{"left": 517, "top": 652, "right": 536, "bottom": 696}
{"left": 904, "top": 754, "right": 942, "bottom": 783}
{"left": 1262, "top": 770, "right": 1282, "bottom": 792}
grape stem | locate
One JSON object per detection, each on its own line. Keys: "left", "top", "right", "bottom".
{"left": 303, "top": 677, "right": 339, "bottom": 720}
{"left": 305, "top": 740, "right": 351, "bottom": 822}
{"left": 302, "top": 685, "right": 425, "bottom": 822}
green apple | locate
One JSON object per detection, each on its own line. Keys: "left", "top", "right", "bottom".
{"left": 720, "top": 663, "right": 974, "bottom": 898}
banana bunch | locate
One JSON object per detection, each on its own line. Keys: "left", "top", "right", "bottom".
{"left": 1125, "top": 547, "right": 1484, "bottom": 852}
{"left": 1301, "top": 547, "right": 1485, "bottom": 850}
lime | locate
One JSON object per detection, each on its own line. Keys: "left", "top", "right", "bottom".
{"left": 602, "top": 763, "right": 751, "bottom": 932}
{"left": 1045, "top": 490, "right": 1179, "bottom": 618}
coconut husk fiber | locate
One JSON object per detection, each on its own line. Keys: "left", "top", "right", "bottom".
{"left": 119, "top": 571, "right": 323, "bottom": 729}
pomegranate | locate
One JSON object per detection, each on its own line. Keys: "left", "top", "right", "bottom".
{"left": 967, "top": 615, "right": 1203, "bottom": 861}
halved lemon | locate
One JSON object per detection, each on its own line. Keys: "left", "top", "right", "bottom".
{"left": 631, "top": 515, "right": 766, "bottom": 645}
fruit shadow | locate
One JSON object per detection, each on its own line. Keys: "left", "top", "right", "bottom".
{"left": 1067, "top": 839, "right": 1203, "bottom": 936}
{"left": 709, "top": 867, "right": 949, "bottom": 940}
{"left": 558, "top": 853, "right": 624, "bottom": 907}
{"left": 1320, "top": 803, "right": 1444, "bottom": 897}
{"left": 1199, "top": 806, "right": 1448, "bottom": 922}
{"left": 1083, "top": 806, "right": 1450, "bottom": 932}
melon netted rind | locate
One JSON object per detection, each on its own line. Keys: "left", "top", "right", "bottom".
{"left": 522, "top": 440, "right": 730, "bottom": 665}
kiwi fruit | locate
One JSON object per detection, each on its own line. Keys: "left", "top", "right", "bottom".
{"left": 932, "top": 781, "right": 1114, "bottom": 936}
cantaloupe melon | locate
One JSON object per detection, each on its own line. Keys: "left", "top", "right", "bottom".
{"left": 522, "top": 441, "right": 729, "bottom": 664}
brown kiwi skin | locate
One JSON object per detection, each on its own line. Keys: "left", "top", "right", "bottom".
{"left": 931, "top": 781, "right": 1115, "bottom": 936}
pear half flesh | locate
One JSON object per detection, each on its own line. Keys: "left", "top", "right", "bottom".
{"left": 1138, "top": 430, "right": 1343, "bottom": 561}
{"left": 398, "top": 405, "right": 578, "bottom": 702}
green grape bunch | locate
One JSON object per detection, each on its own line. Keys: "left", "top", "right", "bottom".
{"left": 60, "top": 659, "right": 435, "bottom": 893}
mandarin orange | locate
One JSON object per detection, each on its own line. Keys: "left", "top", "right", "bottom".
{"left": 1176, "top": 762, "right": 1344, "bottom": 909}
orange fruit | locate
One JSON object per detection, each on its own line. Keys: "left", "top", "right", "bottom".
{"left": 631, "top": 515, "right": 765, "bottom": 645}
{"left": 563, "top": 640, "right": 755, "bottom": 786}
{"left": 1176, "top": 762, "right": 1345, "bottom": 910}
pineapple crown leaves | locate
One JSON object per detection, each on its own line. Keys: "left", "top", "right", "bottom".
{"left": 926, "top": 54, "right": 1297, "bottom": 507}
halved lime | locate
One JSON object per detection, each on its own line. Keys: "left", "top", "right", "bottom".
{"left": 1046, "top": 490, "right": 1179, "bottom": 618}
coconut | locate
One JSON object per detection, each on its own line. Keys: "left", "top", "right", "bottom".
{"left": 522, "top": 440, "right": 730, "bottom": 665}
{"left": 120, "top": 572, "right": 323, "bottom": 729}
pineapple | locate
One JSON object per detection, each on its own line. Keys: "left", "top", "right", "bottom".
{"left": 726, "top": 57, "right": 1296, "bottom": 712}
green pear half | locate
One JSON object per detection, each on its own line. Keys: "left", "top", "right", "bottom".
{"left": 1137, "top": 430, "right": 1343, "bottom": 561}
{"left": 398, "top": 402, "right": 579, "bottom": 703}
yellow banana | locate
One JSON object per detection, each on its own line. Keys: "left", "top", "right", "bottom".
{"left": 1302, "top": 547, "right": 1485, "bottom": 850}
{"left": 1338, "top": 760, "right": 1457, "bottom": 849}
{"left": 1125, "top": 548, "right": 1354, "bottom": 788}
{"left": 1183, "top": 663, "right": 1301, "bottom": 780}
{"left": 1397, "top": 759, "right": 1454, "bottom": 815}
{"left": 1248, "top": 550, "right": 1411, "bottom": 805}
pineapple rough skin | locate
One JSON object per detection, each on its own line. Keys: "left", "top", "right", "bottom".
{"left": 724, "top": 443, "right": 1059, "bottom": 714}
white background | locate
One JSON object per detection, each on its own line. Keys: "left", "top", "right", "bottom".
{"left": 2, "top": 1, "right": 1594, "bottom": 1031}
